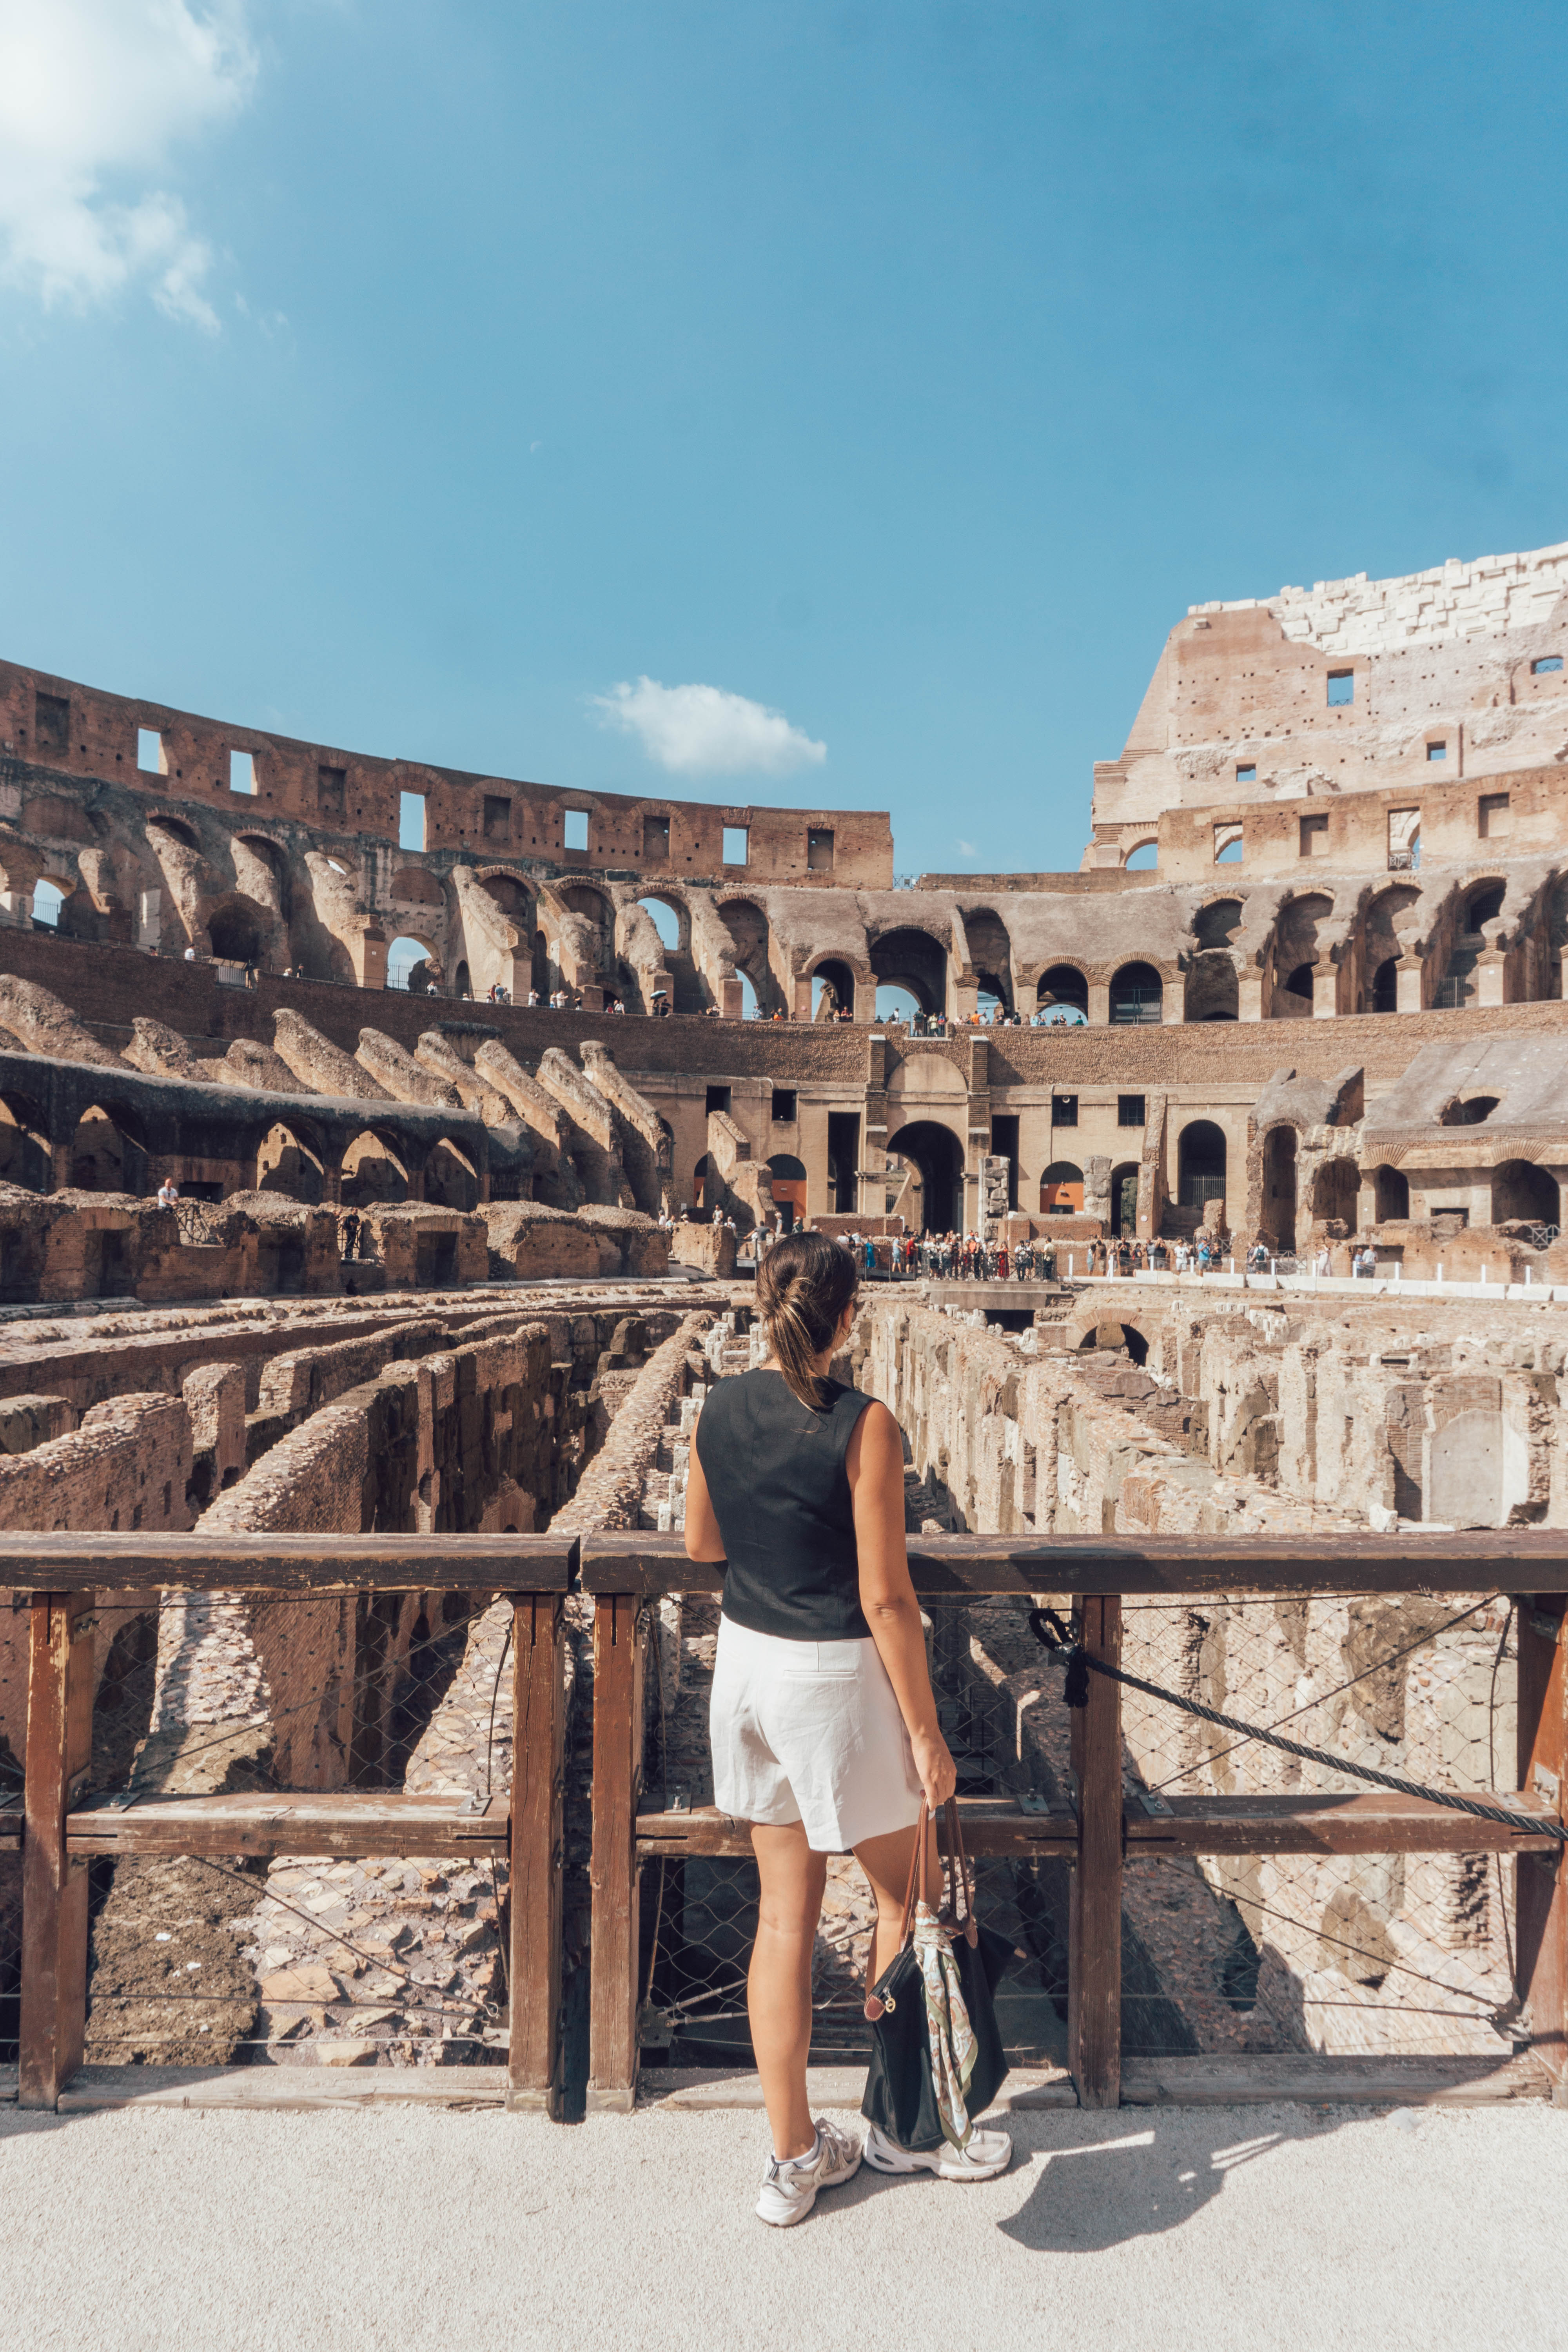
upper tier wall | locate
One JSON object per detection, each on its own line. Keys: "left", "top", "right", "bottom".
{"left": 1088, "top": 537, "right": 1568, "bottom": 869}
{"left": 0, "top": 657, "right": 892, "bottom": 890}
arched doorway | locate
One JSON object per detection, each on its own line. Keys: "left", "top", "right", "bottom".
{"left": 1312, "top": 1157, "right": 1358, "bottom": 1233}
{"left": 70, "top": 1104, "right": 143, "bottom": 1195}
{"left": 1110, "top": 962, "right": 1163, "bottom": 1024}
{"left": 1110, "top": 1161, "right": 1140, "bottom": 1236}
{"left": 1177, "top": 1120, "right": 1227, "bottom": 1214}
{"left": 209, "top": 902, "right": 265, "bottom": 964}
{"left": 1040, "top": 1160, "right": 1084, "bottom": 1214}
{"left": 1373, "top": 1165, "right": 1410, "bottom": 1221}
{"left": 257, "top": 1122, "right": 325, "bottom": 1205}
{"left": 425, "top": 1138, "right": 478, "bottom": 1210}
{"left": 341, "top": 1131, "right": 408, "bottom": 1207}
{"left": 765, "top": 1152, "right": 807, "bottom": 1232}
{"left": 1371, "top": 956, "right": 1399, "bottom": 1014}
{"left": 1185, "top": 952, "right": 1238, "bottom": 1021}
{"left": 1035, "top": 965, "right": 1088, "bottom": 1024}
{"left": 1492, "top": 1161, "right": 1559, "bottom": 1229}
{"left": 811, "top": 959, "right": 858, "bottom": 1021}
{"left": 1263, "top": 1125, "right": 1298, "bottom": 1251}
{"left": 0, "top": 1094, "right": 50, "bottom": 1191}
{"left": 388, "top": 935, "right": 439, "bottom": 993}
{"left": 869, "top": 927, "right": 947, "bottom": 1016}
{"left": 887, "top": 1121, "right": 964, "bottom": 1232}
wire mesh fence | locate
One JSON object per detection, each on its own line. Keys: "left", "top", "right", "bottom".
{"left": 1114, "top": 1592, "right": 1521, "bottom": 2060}
{"left": 631, "top": 1580, "right": 1530, "bottom": 2075}
{"left": 635, "top": 1590, "right": 1073, "bottom": 2073}
{"left": 0, "top": 1583, "right": 520, "bottom": 2071}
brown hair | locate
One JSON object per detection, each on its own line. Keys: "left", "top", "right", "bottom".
{"left": 755, "top": 1229, "right": 860, "bottom": 1411}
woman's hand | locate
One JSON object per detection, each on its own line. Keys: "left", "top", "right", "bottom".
{"left": 911, "top": 1728, "right": 957, "bottom": 1809}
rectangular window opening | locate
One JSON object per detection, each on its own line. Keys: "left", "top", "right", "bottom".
{"left": 1051, "top": 1094, "right": 1078, "bottom": 1128}
{"left": 807, "top": 828, "right": 835, "bottom": 872}
{"left": 705, "top": 1085, "right": 731, "bottom": 1116}
{"left": 1214, "top": 823, "right": 1244, "bottom": 864}
{"left": 1327, "top": 670, "right": 1354, "bottom": 706}
{"left": 1235, "top": 764, "right": 1256, "bottom": 785}
{"left": 229, "top": 750, "right": 257, "bottom": 795}
{"left": 137, "top": 727, "right": 166, "bottom": 776}
{"left": 642, "top": 814, "right": 670, "bottom": 861}
{"left": 723, "top": 825, "right": 749, "bottom": 866}
{"left": 1299, "top": 813, "right": 1329, "bottom": 857}
{"left": 564, "top": 808, "right": 589, "bottom": 853}
{"left": 483, "top": 793, "right": 511, "bottom": 843}
{"left": 1426, "top": 741, "right": 1447, "bottom": 762}
{"left": 1532, "top": 656, "right": 1563, "bottom": 675}
{"left": 34, "top": 692, "right": 70, "bottom": 753}
{"left": 772, "top": 1089, "right": 797, "bottom": 1122}
{"left": 317, "top": 765, "right": 346, "bottom": 820}
{"left": 1118, "top": 1094, "right": 1146, "bottom": 1128}
{"left": 1478, "top": 792, "right": 1512, "bottom": 839}
{"left": 1388, "top": 807, "right": 1421, "bottom": 871}
{"left": 399, "top": 790, "right": 427, "bottom": 852}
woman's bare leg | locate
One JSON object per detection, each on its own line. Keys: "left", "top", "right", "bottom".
{"left": 853, "top": 1813, "right": 942, "bottom": 1991}
{"left": 749, "top": 1821, "right": 827, "bottom": 2159}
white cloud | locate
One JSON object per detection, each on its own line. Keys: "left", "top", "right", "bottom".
{"left": 593, "top": 677, "right": 826, "bottom": 779}
{"left": 0, "top": 1, "right": 256, "bottom": 331}
{"left": 956, "top": 839, "right": 978, "bottom": 856}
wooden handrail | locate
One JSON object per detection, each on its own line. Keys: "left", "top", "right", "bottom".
{"left": 0, "top": 1532, "right": 579, "bottom": 1594}
{"left": 580, "top": 1528, "right": 1568, "bottom": 1599}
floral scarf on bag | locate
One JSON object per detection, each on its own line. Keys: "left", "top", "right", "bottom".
{"left": 910, "top": 1899, "right": 978, "bottom": 2150}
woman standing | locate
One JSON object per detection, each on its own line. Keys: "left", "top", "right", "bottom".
{"left": 686, "top": 1230, "right": 1012, "bottom": 2225}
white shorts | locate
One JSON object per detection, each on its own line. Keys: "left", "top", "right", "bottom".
{"left": 708, "top": 1613, "right": 924, "bottom": 1853}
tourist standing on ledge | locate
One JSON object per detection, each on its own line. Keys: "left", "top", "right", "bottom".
{"left": 684, "top": 1229, "right": 1012, "bottom": 2226}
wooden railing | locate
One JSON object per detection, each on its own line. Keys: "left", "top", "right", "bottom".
{"left": 0, "top": 1534, "right": 575, "bottom": 2113}
{"left": 3, "top": 1529, "right": 1565, "bottom": 2115}
{"left": 580, "top": 1532, "right": 1568, "bottom": 2113}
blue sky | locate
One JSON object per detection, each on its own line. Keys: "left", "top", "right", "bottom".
{"left": 3, "top": 1, "right": 1567, "bottom": 878}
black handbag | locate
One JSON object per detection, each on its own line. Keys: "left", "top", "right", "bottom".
{"left": 861, "top": 1798, "right": 1011, "bottom": 2153}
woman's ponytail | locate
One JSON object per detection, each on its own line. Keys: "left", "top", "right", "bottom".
{"left": 753, "top": 1229, "right": 860, "bottom": 1411}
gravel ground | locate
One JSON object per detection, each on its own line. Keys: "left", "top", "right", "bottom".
{"left": 1, "top": 2097, "right": 1564, "bottom": 2352}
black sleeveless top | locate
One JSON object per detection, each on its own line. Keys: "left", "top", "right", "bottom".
{"left": 694, "top": 1368, "right": 875, "bottom": 1640}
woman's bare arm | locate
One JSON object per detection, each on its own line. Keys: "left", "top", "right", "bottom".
{"left": 848, "top": 1400, "right": 956, "bottom": 1808}
{"left": 683, "top": 1433, "right": 726, "bottom": 1563}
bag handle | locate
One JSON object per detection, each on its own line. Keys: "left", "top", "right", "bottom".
{"left": 895, "top": 1797, "right": 932, "bottom": 1948}
{"left": 940, "top": 1797, "right": 979, "bottom": 1947}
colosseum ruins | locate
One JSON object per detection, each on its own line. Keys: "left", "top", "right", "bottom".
{"left": 2, "top": 537, "right": 1566, "bottom": 2111}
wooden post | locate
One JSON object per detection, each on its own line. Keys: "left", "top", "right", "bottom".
{"left": 587, "top": 1592, "right": 643, "bottom": 2112}
{"left": 507, "top": 1592, "right": 566, "bottom": 2114}
{"left": 1068, "top": 1593, "right": 1123, "bottom": 2109}
{"left": 19, "top": 1591, "right": 96, "bottom": 2109}
{"left": 1516, "top": 1594, "right": 1566, "bottom": 2094}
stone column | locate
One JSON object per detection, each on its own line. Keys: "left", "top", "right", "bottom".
{"left": 1087, "top": 980, "right": 1111, "bottom": 1025}
{"left": 1396, "top": 958, "right": 1425, "bottom": 1012}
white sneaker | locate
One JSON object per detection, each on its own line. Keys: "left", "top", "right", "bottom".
{"left": 863, "top": 2120, "right": 1013, "bottom": 2180}
{"left": 755, "top": 2116, "right": 863, "bottom": 2227}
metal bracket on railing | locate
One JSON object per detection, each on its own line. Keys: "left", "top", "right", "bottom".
{"left": 1137, "top": 1790, "right": 1174, "bottom": 1817}
{"left": 1016, "top": 1793, "right": 1050, "bottom": 1816}
{"left": 667, "top": 1788, "right": 689, "bottom": 1814}
{"left": 1530, "top": 1610, "right": 1565, "bottom": 1644}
